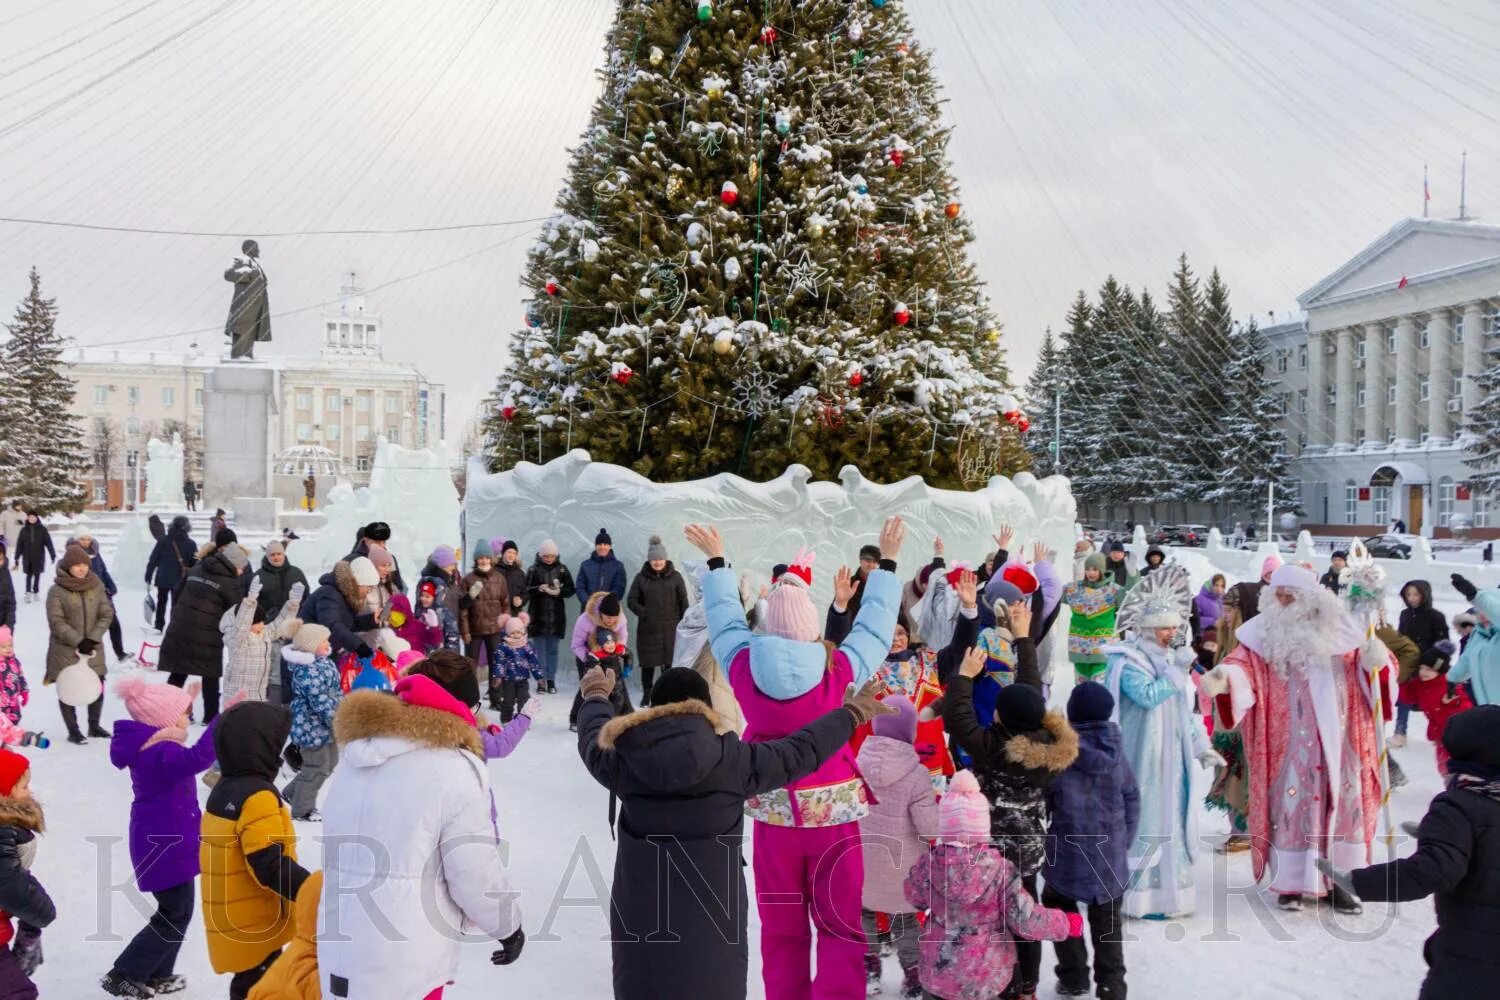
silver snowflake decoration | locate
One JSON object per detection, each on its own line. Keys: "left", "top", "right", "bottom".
{"left": 697, "top": 125, "right": 724, "bottom": 157}
{"left": 733, "top": 368, "right": 780, "bottom": 418}
{"left": 632, "top": 261, "right": 689, "bottom": 325}
{"left": 741, "top": 55, "right": 786, "bottom": 98}
{"left": 784, "top": 252, "right": 829, "bottom": 299}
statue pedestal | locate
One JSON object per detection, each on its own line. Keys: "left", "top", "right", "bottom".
{"left": 203, "top": 364, "right": 277, "bottom": 507}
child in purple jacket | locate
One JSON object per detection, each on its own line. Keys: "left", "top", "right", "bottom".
{"left": 408, "top": 650, "right": 532, "bottom": 761}
{"left": 104, "top": 677, "right": 235, "bottom": 997}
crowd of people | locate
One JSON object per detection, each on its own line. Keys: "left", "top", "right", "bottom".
{"left": 0, "top": 503, "right": 1495, "bottom": 999}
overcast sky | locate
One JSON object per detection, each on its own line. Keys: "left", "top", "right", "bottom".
{"left": 1, "top": 0, "right": 1497, "bottom": 436}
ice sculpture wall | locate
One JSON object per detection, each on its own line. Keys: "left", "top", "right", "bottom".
{"left": 464, "top": 450, "right": 1077, "bottom": 615}
{"left": 301, "top": 437, "right": 462, "bottom": 581}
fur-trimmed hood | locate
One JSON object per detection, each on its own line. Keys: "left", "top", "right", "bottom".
{"left": 334, "top": 689, "right": 483, "bottom": 759}
{"left": 582, "top": 590, "right": 622, "bottom": 628}
{"left": 596, "top": 698, "right": 725, "bottom": 793}
{"left": 0, "top": 795, "right": 44, "bottom": 833}
{"left": 1002, "top": 710, "right": 1079, "bottom": 773}
{"left": 319, "top": 561, "right": 365, "bottom": 612}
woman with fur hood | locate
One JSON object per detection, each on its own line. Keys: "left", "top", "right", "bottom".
{"left": 944, "top": 617, "right": 1080, "bottom": 1000}
{"left": 318, "top": 675, "right": 525, "bottom": 1000}
{"left": 568, "top": 592, "right": 631, "bottom": 730}
{"left": 577, "top": 664, "right": 894, "bottom": 1000}
{"left": 300, "top": 557, "right": 380, "bottom": 663}
{"left": 0, "top": 750, "right": 54, "bottom": 996}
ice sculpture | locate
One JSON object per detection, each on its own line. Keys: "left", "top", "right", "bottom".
{"left": 142, "top": 434, "right": 184, "bottom": 510}
{"left": 111, "top": 512, "right": 158, "bottom": 587}
{"left": 464, "top": 450, "right": 1077, "bottom": 615}
{"left": 299, "top": 436, "right": 461, "bottom": 582}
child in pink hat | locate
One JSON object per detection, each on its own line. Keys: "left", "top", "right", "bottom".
{"left": 0, "top": 628, "right": 43, "bottom": 748}
{"left": 905, "top": 770, "right": 1080, "bottom": 1000}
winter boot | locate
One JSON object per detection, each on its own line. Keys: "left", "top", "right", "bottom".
{"left": 864, "top": 954, "right": 882, "bottom": 994}
{"left": 1055, "top": 982, "right": 1090, "bottom": 997}
{"left": 100, "top": 970, "right": 155, "bottom": 997}
{"left": 1388, "top": 756, "right": 1409, "bottom": 788}
{"left": 1329, "top": 884, "right": 1363, "bottom": 915}
{"left": 1277, "top": 893, "right": 1303, "bottom": 912}
{"left": 1390, "top": 733, "right": 1407, "bottom": 748}
{"left": 148, "top": 975, "right": 187, "bottom": 994}
{"left": 900, "top": 967, "right": 923, "bottom": 999}
{"left": 60, "top": 704, "right": 86, "bottom": 745}
{"left": 87, "top": 698, "right": 109, "bottom": 738}
{"left": 1216, "top": 834, "right": 1252, "bottom": 854}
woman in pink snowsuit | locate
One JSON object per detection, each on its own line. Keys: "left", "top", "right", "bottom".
{"left": 689, "top": 518, "right": 905, "bottom": 1000}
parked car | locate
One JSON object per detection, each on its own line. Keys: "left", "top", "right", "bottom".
{"left": 1362, "top": 534, "right": 1416, "bottom": 559}
{"left": 1151, "top": 525, "right": 1205, "bottom": 547}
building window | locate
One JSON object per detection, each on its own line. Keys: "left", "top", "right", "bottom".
{"left": 324, "top": 392, "right": 340, "bottom": 410}
{"left": 356, "top": 425, "right": 371, "bottom": 442}
{"left": 92, "top": 483, "right": 107, "bottom": 504}
{"left": 356, "top": 456, "right": 371, "bottom": 473}
{"left": 1356, "top": 429, "right": 1366, "bottom": 446}
{"left": 1326, "top": 385, "right": 1336, "bottom": 406}
{"left": 339, "top": 323, "right": 351, "bottom": 348}
{"left": 296, "top": 392, "right": 312, "bottom": 410}
{"left": 355, "top": 395, "right": 371, "bottom": 413}
{"left": 1387, "top": 429, "right": 1397, "bottom": 445}
{"left": 1453, "top": 313, "right": 1464, "bottom": 343}
{"left": 327, "top": 424, "right": 341, "bottom": 442}
{"left": 385, "top": 425, "right": 400, "bottom": 444}
{"left": 1355, "top": 336, "right": 1366, "bottom": 360}
{"left": 162, "top": 387, "right": 175, "bottom": 407}
{"left": 1357, "top": 386, "right": 1367, "bottom": 407}
{"left": 1439, "top": 477, "right": 1455, "bottom": 526}
{"left": 127, "top": 385, "right": 139, "bottom": 405}
{"left": 93, "top": 385, "right": 108, "bottom": 406}
{"left": 195, "top": 388, "right": 204, "bottom": 409}
{"left": 126, "top": 416, "right": 139, "bottom": 435}
{"left": 1345, "top": 481, "right": 1358, "bottom": 525}
{"left": 1298, "top": 344, "right": 1308, "bottom": 369}
{"left": 384, "top": 396, "right": 400, "bottom": 413}
{"left": 1372, "top": 485, "right": 1391, "bottom": 525}
{"left": 1276, "top": 352, "right": 1288, "bottom": 374}
{"left": 1419, "top": 373, "right": 1430, "bottom": 401}
{"left": 1420, "top": 325, "right": 1430, "bottom": 349}
{"left": 1454, "top": 373, "right": 1465, "bottom": 399}
{"left": 1388, "top": 381, "right": 1397, "bottom": 405}
{"left": 296, "top": 423, "right": 312, "bottom": 442}
{"left": 1420, "top": 426, "right": 1430, "bottom": 444}
{"left": 1386, "top": 328, "right": 1397, "bottom": 354}
{"left": 1478, "top": 497, "right": 1491, "bottom": 528}
{"left": 1297, "top": 432, "right": 1307, "bottom": 449}
{"left": 1298, "top": 389, "right": 1307, "bottom": 414}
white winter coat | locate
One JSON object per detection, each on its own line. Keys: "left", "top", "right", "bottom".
{"left": 317, "top": 690, "right": 521, "bottom": 1000}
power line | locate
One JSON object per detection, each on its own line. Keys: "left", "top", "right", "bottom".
{"left": 0, "top": 213, "right": 553, "bottom": 237}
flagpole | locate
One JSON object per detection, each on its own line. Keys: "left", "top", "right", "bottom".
{"left": 1423, "top": 163, "right": 1429, "bottom": 219}
{"left": 1460, "top": 151, "right": 1468, "bottom": 221}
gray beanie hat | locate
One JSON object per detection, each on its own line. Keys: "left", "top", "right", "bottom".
{"left": 647, "top": 534, "right": 668, "bottom": 562}
{"left": 222, "top": 544, "right": 251, "bottom": 573}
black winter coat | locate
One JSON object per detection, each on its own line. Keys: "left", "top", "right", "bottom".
{"left": 0, "top": 561, "right": 13, "bottom": 629}
{"left": 302, "top": 562, "right": 376, "bottom": 659}
{"left": 254, "top": 558, "right": 309, "bottom": 621}
{"left": 14, "top": 522, "right": 53, "bottom": 576}
{"left": 578, "top": 695, "right": 857, "bottom": 1000}
{"left": 1351, "top": 706, "right": 1500, "bottom": 1000}
{"left": 159, "top": 548, "right": 243, "bottom": 678}
{"left": 145, "top": 525, "right": 197, "bottom": 591}
{"left": 0, "top": 804, "right": 56, "bottom": 935}
{"left": 626, "top": 562, "right": 689, "bottom": 668}
{"left": 526, "top": 560, "right": 575, "bottom": 639}
{"left": 498, "top": 559, "right": 528, "bottom": 616}
{"left": 943, "top": 644, "right": 1080, "bottom": 877}
{"left": 1399, "top": 580, "right": 1449, "bottom": 653}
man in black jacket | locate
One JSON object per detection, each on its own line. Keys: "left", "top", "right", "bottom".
{"left": 144, "top": 516, "right": 197, "bottom": 632}
{"left": 1323, "top": 706, "right": 1500, "bottom": 1000}
{"left": 159, "top": 542, "right": 248, "bottom": 722}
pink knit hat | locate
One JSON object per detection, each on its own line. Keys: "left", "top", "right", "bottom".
{"left": 763, "top": 575, "right": 820, "bottom": 642}
{"left": 394, "top": 674, "right": 475, "bottom": 727}
{"left": 115, "top": 676, "right": 197, "bottom": 730}
{"left": 395, "top": 649, "right": 425, "bottom": 675}
{"left": 939, "top": 770, "right": 991, "bottom": 843}
{"left": 1260, "top": 554, "right": 1284, "bottom": 583}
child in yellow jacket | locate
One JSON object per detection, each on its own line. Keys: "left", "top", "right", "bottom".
{"left": 248, "top": 871, "right": 322, "bottom": 1000}
{"left": 199, "top": 701, "right": 310, "bottom": 999}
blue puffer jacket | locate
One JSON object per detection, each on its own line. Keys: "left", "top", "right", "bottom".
{"left": 576, "top": 553, "right": 627, "bottom": 608}
{"left": 1041, "top": 719, "right": 1141, "bottom": 905}
{"left": 1451, "top": 590, "right": 1500, "bottom": 706}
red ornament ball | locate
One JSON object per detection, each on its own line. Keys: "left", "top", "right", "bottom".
{"left": 945, "top": 202, "right": 961, "bottom": 219}
{"left": 893, "top": 307, "right": 911, "bottom": 326}
{"left": 612, "top": 364, "right": 635, "bottom": 385}
{"left": 720, "top": 181, "right": 739, "bottom": 207}
{"left": 760, "top": 24, "right": 777, "bottom": 45}
{"left": 501, "top": 405, "right": 517, "bottom": 421}
{"left": 848, "top": 371, "right": 864, "bottom": 388}
{"left": 544, "top": 279, "right": 560, "bottom": 297}
{"left": 1018, "top": 417, "right": 1031, "bottom": 433}
{"left": 889, "top": 149, "right": 904, "bottom": 168}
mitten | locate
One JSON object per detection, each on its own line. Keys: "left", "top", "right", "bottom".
{"left": 491, "top": 926, "right": 526, "bottom": 967}
{"left": 1451, "top": 573, "right": 1479, "bottom": 601}
{"left": 468, "top": 581, "right": 484, "bottom": 600}
{"left": 1066, "top": 912, "right": 1085, "bottom": 938}
{"left": 1196, "top": 748, "right": 1227, "bottom": 770}
{"left": 12, "top": 924, "right": 41, "bottom": 976}
{"left": 579, "top": 666, "right": 615, "bottom": 701}
{"left": 247, "top": 575, "right": 263, "bottom": 600}
{"left": 422, "top": 610, "right": 440, "bottom": 627}
{"left": 19, "top": 732, "right": 47, "bottom": 749}
{"left": 288, "top": 582, "right": 306, "bottom": 603}
{"left": 842, "top": 677, "right": 896, "bottom": 727}
{"left": 76, "top": 638, "right": 97, "bottom": 656}
{"left": 355, "top": 643, "right": 374, "bottom": 660}
{"left": 1315, "top": 858, "right": 1358, "bottom": 898}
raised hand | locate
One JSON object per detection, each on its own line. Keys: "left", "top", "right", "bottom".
{"left": 833, "top": 565, "right": 859, "bottom": 608}
{"left": 289, "top": 582, "right": 306, "bottom": 603}
{"left": 933, "top": 536, "right": 944, "bottom": 557}
{"left": 1008, "top": 600, "right": 1033, "bottom": 637}
{"left": 993, "top": 525, "right": 1015, "bottom": 552}
{"left": 843, "top": 676, "right": 897, "bottom": 725}
{"left": 955, "top": 570, "right": 978, "bottom": 610}
{"left": 878, "top": 516, "right": 906, "bottom": 561}
{"left": 959, "top": 646, "right": 986, "bottom": 679}
{"left": 683, "top": 524, "right": 725, "bottom": 560}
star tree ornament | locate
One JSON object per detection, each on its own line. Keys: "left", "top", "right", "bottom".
{"left": 784, "top": 251, "right": 828, "bottom": 298}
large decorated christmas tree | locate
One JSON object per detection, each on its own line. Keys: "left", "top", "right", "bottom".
{"left": 484, "top": 0, "right": 1025, "bottom": 487}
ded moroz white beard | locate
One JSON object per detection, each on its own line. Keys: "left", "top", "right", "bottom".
{"left": 1254, "top": 588, "right": 1351, "bottom": 676}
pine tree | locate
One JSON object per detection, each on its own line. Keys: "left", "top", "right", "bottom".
{"left": 0, "top": 268, "right": 87, "bottom": 512}
{"left": 484, "top": 0, "right": 1017, "bottom": 486}
{"left": 1463, "top": 332, "right": 1500, "bottom": 495}
{"left": 1022, "top": 329, "right": 1068, "bottom": 477}
{"left": 1209, "top": 271, "right": 1298, "bottom": 513}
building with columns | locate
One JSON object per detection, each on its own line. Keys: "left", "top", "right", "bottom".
{"left": 62, "top": 279, "right": 447, "bottom": 508}
{"left": 1263, "top": 218, "right": 1500, "bottom": 536}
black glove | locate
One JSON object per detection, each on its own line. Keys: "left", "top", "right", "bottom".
{"left": 460, "top": 594, "right": 475, "bottom": 611}
{"left": 491, "top": 926, "right": 525, "bottom": 966}
{"left": 352, "top": 613, "right": 378, "bottom": 631}
{"left": 355, "top": 643, "right": 374, "bottom": 660}
{"left": 76, "top": 638, "right": 97, "bottom": 657}
{"left": 12, "top": 923, "right": 41, "bottom": 976}
{"left": 1451, "top": 573, "right": 1479, "bottom": 602}
{"left": 283, "top": 744, "right": 304, "bottom": 772}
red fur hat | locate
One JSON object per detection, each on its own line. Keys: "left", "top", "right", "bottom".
{"left": 1002, "top": 562, "right": 1038, "bottom": 596}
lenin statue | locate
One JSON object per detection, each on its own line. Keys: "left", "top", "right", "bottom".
{"left": 224, "top": 239, "right": 272, "bottom": 359}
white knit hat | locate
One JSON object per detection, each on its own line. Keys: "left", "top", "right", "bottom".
{"left": 349, "top": 556, "right": 379, "bottom": 587}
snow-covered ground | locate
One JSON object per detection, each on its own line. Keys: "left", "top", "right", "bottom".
{"left": 10, "top": 575, "right": 1440, "bottom": 998}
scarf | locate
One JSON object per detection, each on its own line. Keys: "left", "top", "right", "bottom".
{"left": 54, "top": 569, "right": 98, "bottom": 594}
{"left": 143, "top": 726, "right": 189, "bottom": 751}
{"left": 504, "top": 631, "right": 529, "bottom": 650}
{"left": 1447, "top": 770, "right": 1500, "bottom": 803}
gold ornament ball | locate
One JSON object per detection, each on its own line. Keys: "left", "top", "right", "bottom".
{"left": 667, "top": 175, "right": 683, "bottom": 198}
{"left": 649, "top": 46, "right": 664, "bottom": 66}
{"left": 807, "top": 219, "right": 825, "bottom": 238}
{"left": 714, "top": 335, "right": 735, "bottom": 355}
{"left": 985, "top": 328, "right": 1000, "bottom": 343}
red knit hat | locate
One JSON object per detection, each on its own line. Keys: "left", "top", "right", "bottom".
{"left": 944, "top": 561, "right": 974, "bottom": 587}
{"left": 1002, "top": 563, "right": 1038, "bottom": 596}
{"left": 782, "top": 547, "right": 815, "bottom": 587}
{"left": 0, "top": 749, "right": 30, "bottom": 796}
